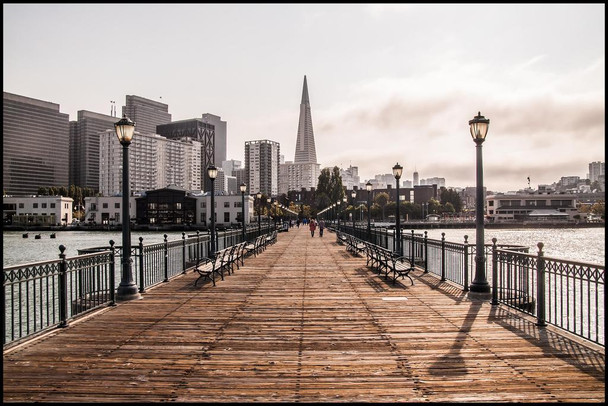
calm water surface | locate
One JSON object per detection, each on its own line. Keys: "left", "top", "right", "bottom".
{"left": 2, "top": 227, "right": 605, "bottom": 268}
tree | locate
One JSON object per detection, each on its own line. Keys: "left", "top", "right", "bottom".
{"left": 375, "top": 192, "right": 389, "bottom": 220}
{"left": 440, "top": 188, "right": 463, "bottom": 213}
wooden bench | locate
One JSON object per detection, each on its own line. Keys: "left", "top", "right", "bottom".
{"left": 346, "top": 235, "right": 366, "bottom": 256}
{"left": 336, "top": 232, "right": 348, "bottom": 245}
{"left": 365, "top": 243, "right": 414, "bottom": 286}
{"left": 194, "top": 244, "right": 242, "bottom": 286}
{"left": 245, "top": 235, "right": 265, "bottom": 258}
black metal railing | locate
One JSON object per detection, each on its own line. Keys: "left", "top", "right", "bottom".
{"left": 3, "top": 224, "right": 274, "bottom": 348}
{"left": 332, "top": 222, "right": 604, "bottom": 347}
{"left": 492, "top": 240, "right": 604, "bottom": 346}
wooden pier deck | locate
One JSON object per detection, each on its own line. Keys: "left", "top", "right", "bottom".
{"left": 3, "top": 227, "right": 605, "bottom": 403}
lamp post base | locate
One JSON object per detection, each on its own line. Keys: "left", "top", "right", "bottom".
{"left": 116, "top": 283, "right": 141, "bottom": 301}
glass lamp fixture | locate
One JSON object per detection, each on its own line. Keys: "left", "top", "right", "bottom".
{"left": 469, "top": 111, "right": 490, "bottom": 144}
{"left": 207, "top": 165, "right": 218, "bottom": 180}
{"left": 392, "top": 163, "right": 403, "bottom": 180}
{"left": 115, "top": 115, "right": 135, "bottom": 145}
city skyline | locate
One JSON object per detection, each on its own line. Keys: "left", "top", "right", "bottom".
{"left": 3, "top": 4, "right": 604, "bottom": 192}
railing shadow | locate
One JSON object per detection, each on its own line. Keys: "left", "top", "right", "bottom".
{"left": 488, "top": 305, "right": 605, "bottom": 380}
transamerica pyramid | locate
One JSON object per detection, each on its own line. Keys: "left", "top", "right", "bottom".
{"left": 294, "top": 75, "right": 317, "bottom": 164}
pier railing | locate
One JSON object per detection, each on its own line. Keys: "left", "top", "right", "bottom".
{"left": 492, "top": 240, "right": 604, "bottom": 346}
{"left": 335, "top": 223, "right": 605, "bottom": 346}
{"left": 3, "top": 224, "right": 273, "bottom": 348}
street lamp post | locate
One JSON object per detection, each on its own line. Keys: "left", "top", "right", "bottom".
{"left": 351, "top": 189, "right": 357, "bottom": 234}
{"left": 208, "top": 165, "right": 218, "bottom": 256}
{"left": 115, "top": 115, "right": 140, "bottom": 301}
{"left": 393, "top": 163, "right": 403, "bottom": 256}
{"left": 469, "top": 111, "right": 491, "bottom": 294}
{"left": 256, "top": 192, "right": 262, "bottom": 235}
{"left": 240, "top": 183, "right": 247, "bottom": 242}
{"left": 366, "top": 181, "right": 372, "bottom": 240}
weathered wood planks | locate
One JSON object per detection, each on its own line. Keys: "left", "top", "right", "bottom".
{"left": 3, "top": 227, "right": 604, "bottom": 403}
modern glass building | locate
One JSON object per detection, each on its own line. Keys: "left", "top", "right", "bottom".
{"left": 3, "top": 92, "right": 70, "bottom": 195}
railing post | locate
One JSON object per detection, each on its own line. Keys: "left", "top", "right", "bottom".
{"left": 163, "top": 234, "right": 169, "bottom": 282}
{"left": 196, "top": 230, "right": 200, "bottom": 263}
{"left": 182, "top": 232, "right": 187, "bottom": 274}
{"left": 424, "top": 231, "right": 428, "bottom": 273}
{"left": 441, "top": 232, "right": 446, "bottom": 281}
{"left": 139, "top": 237, "right": 145, "bottom": 293}
{"left": 491, "top": 238, "right": 498, "bottom": 305}
{"left": 109, "top": 240, "right": 116, "bottom": 306}
{"left": 58, "top": 245, "right": 68, "bottom": 328}
{"left": 411, "top": 229, "right": 415, "bottom": 265}
{"left": 463, "top": 235, "right": 469, "bottom": 291}
{"left": 536, "top": 242, "right": 546, "bottom": 327}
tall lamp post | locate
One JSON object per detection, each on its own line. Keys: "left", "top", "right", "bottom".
{"left": 351, "top": 190, "right": 357, "bottom": 233}
{"left": 366, "top": 181, "right": 372, "bottom": 240}
{"left": 469, "top": 111, "right": 491, "bottom": 294}
{"left": 256, "top": 192, "right": 262, "bottom": 235}
{"left": 240, "top": 183, "right": 247, "bottom": 242}
{"left": 393, "top": 163, "right": 403, "bottom": 256}
{"left": 115, "top": 115, "right": 140, "bottom": 301}
{"left": 207, "top": 164, "right": 218, "bottom": 256}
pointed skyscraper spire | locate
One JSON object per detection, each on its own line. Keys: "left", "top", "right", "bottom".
{"left": 294, "top": 75, "right": 317, "bottom": 164}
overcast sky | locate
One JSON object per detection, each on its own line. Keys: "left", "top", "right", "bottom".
{"left": 3, "top": 3, "right": 605, "bottom": 192}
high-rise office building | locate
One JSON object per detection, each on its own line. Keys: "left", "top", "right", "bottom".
{"left": 122, "top": 95, "right": 171, "bottom": 135}
{"left": 294, "top": 75, "right": 317, "bottom": 164}
{"left": 69, "top": 110, "right": 117, "bottom": 192}
{"left": 203, "top": 113, "right": 227, "bottom": 165}
{"left": 157, "top": 118, "right": 215, "bottom": 192}
{"left": 588, "top": 161, "right": 605, "bottom": 183}
{"left": 279, "top": 75, "right": 321, "bottom": 194}
{"left": 413, "top": 170, "right": 419, "bottom": 186}
{"left": 245, "top": 139, "right": 280, "bottom": 197}
{"left": 3, "top": 92, "right": 69, "bottom": 195}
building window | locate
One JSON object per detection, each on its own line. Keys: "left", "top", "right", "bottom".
{"left": 148, "top": 202, "right": 157, "bottom": 209}
{"left": 42, "top": 203, "right": 47, "bottom": 208}
{"left": 175, "top": 202, "right": 182, "bottom": 210}
{"left": 103, "top": 203, "right": 109, "bottom": 208}
{"left": 224, "top": 212, "right": 230, "bottom": 222}
{"left": 224, "top": 202, "right": 230, "bottom": 208}
{"left": 18, "top": 203, "right": 24, "bottom": 208}
{"left": 115, "top": 203, "right": 120, "bottom": 209}
{"left": 50, "top": 203, "right": 55, "bottom": 208}
{"left": 33, "top": 203, "right": 38, "bottom": 208}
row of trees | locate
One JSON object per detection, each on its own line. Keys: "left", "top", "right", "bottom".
{"left": 270, "top": 166, "right": 465, "bottom": 221}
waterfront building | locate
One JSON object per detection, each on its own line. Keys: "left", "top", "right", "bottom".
{"left": 245, "top": 139, "right": 280, "bottom": 197}
{"left": 3, "top": 195, "right": 73, "bottom": 226}
{"left": 3, "top": 92, "right": 69, "bottom": 195}
{"left": 122, "top": 95, "right": 171, "bottom": 135}
{"left": 279, "top": 76, "right": 321, "bottom": 195}
{"left": 135, "top": 186, "right": 196, "bottom": 226}
{"left": 203, "top": 113, "right": 227, "bottom": 165}
{"left": 84, "top": 195, "right": 137, "bottom": 225}
{"left": 156, "top": 118, "right": 215, "bottom": 192}
{"left": 195, "top": 192, "right": 254, "bottom": 227}
{"left": 486, "top": 192, "right": 579, "bottom": 223}
{"left": 69, "top": 110, "right": 117, "bottom": 193}
{"left": 413, "top": 170, "right": 419, "bottom": 186}
{"left": 99, "top": 130, "right": 202, "bottom": 196}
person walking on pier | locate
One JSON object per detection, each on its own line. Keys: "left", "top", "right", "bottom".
{"left": 309, "top": 219, "right": 317, "bottom": 237}
{"left": 318, "top": 219, "right": 325, "bottom": 237}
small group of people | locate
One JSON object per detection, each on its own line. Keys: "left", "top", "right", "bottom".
{"left": 308, "top": 218, "right": 324, "bottom": 237}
